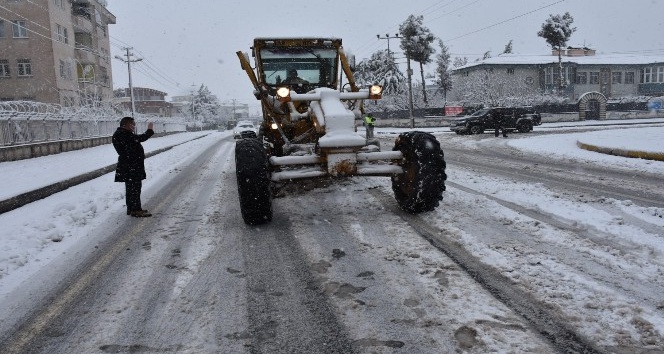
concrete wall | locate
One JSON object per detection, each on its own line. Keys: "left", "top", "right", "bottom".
{"left": 0, "top": 136, "right": 112, "bottom": 162}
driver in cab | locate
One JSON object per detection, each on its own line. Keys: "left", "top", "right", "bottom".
{"left": 283, "top": 68, "right": 307, "bottom": 84}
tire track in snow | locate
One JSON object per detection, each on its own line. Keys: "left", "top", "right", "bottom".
{"left": 370, "top": 188, "right": 607, "bottom": 354}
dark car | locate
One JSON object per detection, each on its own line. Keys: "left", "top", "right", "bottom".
{"left": 513, "top": 106, "right": 542, "bottom": 126}
{"left": 449, "top": 107, "right": 537, "bottom": 135}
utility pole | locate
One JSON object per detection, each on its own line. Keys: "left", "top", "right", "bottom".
{"left": 376, "top": 33, "right": 400, "bottom": 59}
{"left": 191, "top": 83, "right": 200, "bottom": 131}
{"left": 114, "top": 48, "right": 142, "bottom": 117}
{"left": 406, "top": 52, "right": 414, "bottom": 128}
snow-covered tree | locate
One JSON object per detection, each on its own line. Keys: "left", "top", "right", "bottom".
{"left": 399, "top": 15, "right": 436, "bottom": 105}
{"left": 538, "top": 12, "right": 576, "bottom": 92}
{"left": 482, "top": 51, "right": 492, "bottom": 60}
{"left": 188, "top": 84, "right": 222, "bottom": 128}
{"left": 503, "top": 40, "right": 513, "bottom": 54}
{"left": 452, "top": 68, "right": 534, "bottom": 107}
{"left": 453, "top": 57, "right": 468, "bottom": 68}
{"left": 354, "top": 50, "right": 406, "bottom": 96}
{"left": 434, "top": 39, "right": 452, "bottom": 101}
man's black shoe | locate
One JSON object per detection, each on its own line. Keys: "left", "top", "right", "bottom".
{"left": 129, "top": 210, "right": 152, "bottom": 217}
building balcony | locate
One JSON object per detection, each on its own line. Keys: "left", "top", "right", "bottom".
{"left": 75, "top": 47, "right": 96, "bottom": 65}
{"left": 72, "top": 14, "right": 94, "bottom": 33}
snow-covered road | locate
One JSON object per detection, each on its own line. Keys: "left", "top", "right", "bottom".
{"left": 0, "top": 120, "right": 663, "bottom": 353}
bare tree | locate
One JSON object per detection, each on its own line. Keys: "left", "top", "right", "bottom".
{"left": 538, "top": 12, "right": 576, "bottom": 93}
{"left": 452, "top": 69, "right": 544, "bottom": 108}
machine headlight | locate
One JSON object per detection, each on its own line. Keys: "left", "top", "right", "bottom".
{"left": 271, "top": 123, "right": 279, "bottom": 130}
{"left": 276, "top": 86, "right": 291, "bottom": 102}
{"left": 369, "top": 85, "right": 383, "bottom": 99}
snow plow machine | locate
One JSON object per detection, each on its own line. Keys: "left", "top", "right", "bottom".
{"left": 235, "top": 37, "right": 446, "bottom": 225}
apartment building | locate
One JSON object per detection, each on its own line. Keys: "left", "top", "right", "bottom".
{"left": 0, "top": 0, "right": 115, "bottom": 107}
{"left": 449, "top": 48, "right": 664, "bottom": 118}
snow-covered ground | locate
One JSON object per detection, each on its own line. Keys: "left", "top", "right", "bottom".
{"left": 0, "top": 119, "right": 663, "bottom": 350}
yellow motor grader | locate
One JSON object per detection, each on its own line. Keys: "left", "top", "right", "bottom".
{"left": 235, "top": 37, "right": 446, "bottom": 225}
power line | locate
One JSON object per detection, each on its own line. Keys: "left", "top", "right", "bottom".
{"left": 443, "top": 0, "right": 566, "bottom": 43}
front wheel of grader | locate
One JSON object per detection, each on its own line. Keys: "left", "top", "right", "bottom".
{"left": 235, "top": 138, "right": 273, "bottom": 225}
{"left": 391, "top": 131, "right": 447, "bottom": 213}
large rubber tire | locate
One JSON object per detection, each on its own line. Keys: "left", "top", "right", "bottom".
{"left": 517, "top": 120, "right": 533, "bottom": 133}
{"left": 235, "top": 138, "right": 272, "bottom": 225}
{"left": 391, "top": 131, "right": 447, "bottom": 213}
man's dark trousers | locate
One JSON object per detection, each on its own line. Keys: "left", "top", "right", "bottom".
{"left": 125, "top": 180, "right": 142, "bottom": 213}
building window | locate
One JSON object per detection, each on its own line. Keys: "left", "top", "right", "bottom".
{"left": 0, "top": 20, "right": 6, "bottom": 38}
{"left": 59, "top": 60, "right": 72, "bottom": 79}
{"left": 0, "top": 60, "right": 10, "bottom": 77}
{"left": 657, "top": 67, "right": 664, "bottom": 83}
{"left": 575, "top": 72, "right": 587, "bottom": 84}
{"left": 589, "top": 72, "right": 599, "bottom": 84}
{"left": 53, "top": 0, "right": 65, "bottom": 9}
{"left": 12, "top": 20, "right": 28, "bottom": 38}
{"left": 507, "top": 68, "right": 514, "bottom": 75}
{"left": 17, "top": 59, "right": 32, "bottom": 76}
{"left": 56, "top": 24, "right": 68, "bottom": 44}
{"left": 642, "top": 67, "right": 653, "bottom": 83}
{"left": 612, "top": 72, "right": 622, "bottom": 84}
{"left": 544, "top": 67, "right": 554, "bottom": 85}
{"left": 625, "top": 72, "right": 635, "bottom": 84}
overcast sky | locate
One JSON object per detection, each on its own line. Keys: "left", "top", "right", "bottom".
{"left": 106, "top": 0, "right": 664, "bottom": 113}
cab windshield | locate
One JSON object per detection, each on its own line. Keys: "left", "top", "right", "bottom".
{"left": 259, "top": 47, "right": 338, "bottom": 87}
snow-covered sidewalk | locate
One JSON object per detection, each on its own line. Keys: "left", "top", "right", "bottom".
{"left": 0, "top": 131, "right": 211, "bottom": 200}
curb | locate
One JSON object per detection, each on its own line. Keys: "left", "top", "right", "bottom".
{"left": 576, "top": 141, "right": 664, "bottom": 162}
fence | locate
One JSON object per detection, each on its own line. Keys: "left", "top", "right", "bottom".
{"left": 1, "top": 118, "right": 186, "bottom": 146}
{"left": 0, "top": 101, "right": 187, "bottom": 146}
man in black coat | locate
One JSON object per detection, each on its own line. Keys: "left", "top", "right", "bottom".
{"left": 493, "top": 110, "right": 508, "bottom": 138}
{"left": 112, "top": 117, "right": 154, "bottom": 217}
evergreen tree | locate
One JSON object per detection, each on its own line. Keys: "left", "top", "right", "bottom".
{"left": 354, "top": 50, "right": 406, "bottom": 96}
{"left": 434, "top": 39, "right": 452, "bottom": 101}
{"left": 503, "top": 40, "right": 513, "bottom": 54}
{"left": 398, "top": 15, "right": 436, "bottom": 105}
{"left": 538, "top": 12, "right": 576, "bottom": 93}
{"left": 188, "top": 84, "right": 222, "bottom": 128}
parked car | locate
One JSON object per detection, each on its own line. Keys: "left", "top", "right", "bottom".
{"left": 513, "top": 106, "right": 542, "bottom": 126}
{"left": 449, "top": 107, "right": 537, "bottom": 135}
{"left": 233, "top": 121, "right": 257, "bottom": 139}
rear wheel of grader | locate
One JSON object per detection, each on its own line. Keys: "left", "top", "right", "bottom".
{"left": 235, "top": 138, "right": 272, "bottom": 225}
{"left": 391, "top": 131, "right": 447, "bottom": 213}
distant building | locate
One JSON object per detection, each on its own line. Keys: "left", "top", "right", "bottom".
{"left": 449, "top": 47, "right": 664, "bottom": 119}
{"left": 0, "top": 0, "right": 116, "bottom": 107}
{"left": 114, "top": 87, "right": 174, "bottom": 116}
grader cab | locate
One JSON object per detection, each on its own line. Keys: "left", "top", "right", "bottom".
{"left": 235, "top": 37, "right": 446, "bottom": 225}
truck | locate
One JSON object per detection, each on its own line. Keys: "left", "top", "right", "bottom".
{"left": 235, "top": 37, "right": 446, "bottom": 225}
